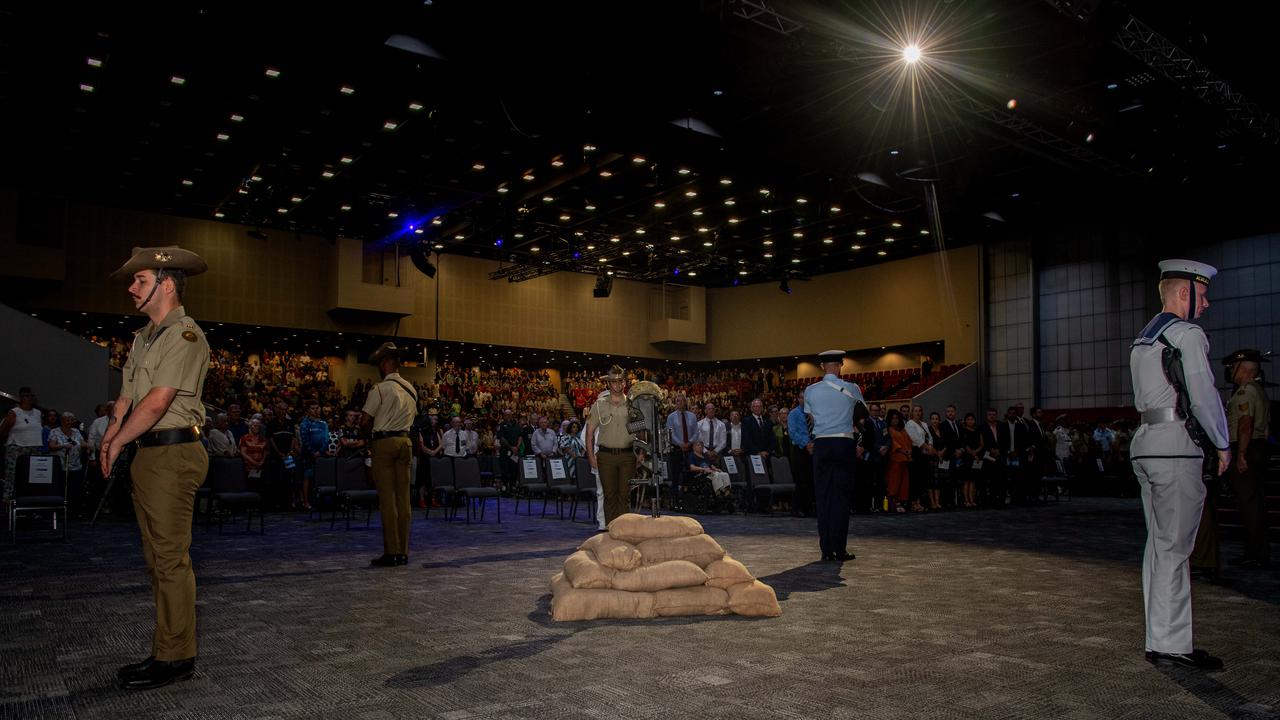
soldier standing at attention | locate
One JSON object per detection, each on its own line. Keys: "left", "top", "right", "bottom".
{"left": 803, "top": 350, "right": 863, "bottom": 562}
{"left": 585, "top": 365, "right": 634, "bottom": 525}
{"left": 1223, "top": 348, "right": 1271, "bottom": 569}
{"left": 362, "top": 342, "right": 417, "bottom": 567}
{"left": 100, "top": 246, "right": 210, "bottom": 690}
{"left": 1129, "top": 259, "right": 1230, "bottom": 671}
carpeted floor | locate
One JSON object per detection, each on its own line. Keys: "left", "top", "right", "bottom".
{"left": 1, "top": 498, "right": 1276, "bottom": 719}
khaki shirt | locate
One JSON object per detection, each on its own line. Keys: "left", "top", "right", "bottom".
{"left": 1228, "top": 379, "right": 1270, "bottom": 442}
{"left": 587, "top": 392, "right": 633, "bottom": 449}
{"left": 120, "top": 306, "right": 209, "bottom": 431}
{"left": 362, "top": 373, "right": 417, "bottom": 432}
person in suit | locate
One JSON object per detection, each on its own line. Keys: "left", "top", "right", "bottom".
{"left": 742, "top": 398, "right": 774, "bottom": 458}
{"left": 938, "top": 405, "right": 962, "bottom": 508}
{"left": 979, "top": 408, "right": 1008, "bottom": 507}
{"left": 1003, "top": 406, "right": 1035, "bottom": 504}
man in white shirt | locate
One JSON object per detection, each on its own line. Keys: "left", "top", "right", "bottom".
{"left": 205, "top": 414, "right": 239, "bottom": 457}
{"left": 905, "top": 405, "right": 930, "bottom": 511}
{"left": 87, "top": 400, "right": 115, "bottom": 461}
{"left": 442, "top": 416, "right": 472, "bottom": 458}
{"left": 530, "top": 416, "right": 559, "bottom": 458}
{"left": 726, "top": 410, "right": 745, "bottom": 458}
{"left": 698, "top": 402, "right": 726, "bottom": 459}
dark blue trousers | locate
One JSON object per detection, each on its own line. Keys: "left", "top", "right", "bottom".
{"left": 812, "top": 437, "right": 855, "bottom": 556}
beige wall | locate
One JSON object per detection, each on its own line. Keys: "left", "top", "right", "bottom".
{"left": 700, "top": 246, "right": 980, "bottom": 364}
{"left": 14, "top": 202, "right": 980, "bottom": 365}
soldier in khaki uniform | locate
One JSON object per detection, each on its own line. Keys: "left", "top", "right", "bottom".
{"left": 362, "top": 342, "right": 417, "bottom": 567}
{"left": 1224, "top": 348, "right": 1271, "bottom": 568}
{"left": 99, "top": 246, "right": 210, "bottom": 690}
{"left": 585, "top": 365, "right": 635, "bottom": 525}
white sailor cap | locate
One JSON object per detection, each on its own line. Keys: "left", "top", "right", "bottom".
{"left": 816, "top": 349, "right": 847, "bottom": 364}
{"left": 1158, "top": 259, "right": 1216, "bottom": 286}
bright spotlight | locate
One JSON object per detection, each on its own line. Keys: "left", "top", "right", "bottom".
{"left": 902, "top": 44, "right": 922, "bottom": 63}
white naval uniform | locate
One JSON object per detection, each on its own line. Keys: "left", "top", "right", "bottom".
{"left": 1129, "top": 312, "right": 1229, "bottom": 654}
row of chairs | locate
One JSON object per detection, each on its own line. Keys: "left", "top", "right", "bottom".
{"left": 508, "top": 456, "right": 598, "bottom": 522}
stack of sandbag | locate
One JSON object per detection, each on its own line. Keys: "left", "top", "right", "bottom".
{"left": 549, "top": 512, "right": 781, "bottom": 621}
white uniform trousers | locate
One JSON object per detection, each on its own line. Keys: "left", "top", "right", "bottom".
{"left": 1133, "top": 457, "right": 1207, "bottom": 654}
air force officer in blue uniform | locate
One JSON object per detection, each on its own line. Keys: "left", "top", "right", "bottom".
{"left": 803, "top": 350, "right": 864, "bottom": 562}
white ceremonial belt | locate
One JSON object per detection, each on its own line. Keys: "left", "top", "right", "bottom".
{"left": 816, "top": 432, "right": 855, "bottom": 439}
{"left": 1141, "top": 408, "right": 1181, "bottom": 425}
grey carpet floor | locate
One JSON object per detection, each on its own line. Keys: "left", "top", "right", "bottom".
{"left": 1, "top": 498, "right": 1276, "bottom": 719}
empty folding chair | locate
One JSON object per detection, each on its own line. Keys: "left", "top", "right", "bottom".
{"left": 514, "top": 455, "right": 551, "bottom": 516}
{"left": 332, "top": 457, "right": 379, "bottom": 530}
{"left": 569, "top": 457, "right": 598, "bottom": 523}
{"left": 755, "top": 456, "right": 797, "bottom": 515}
{"left": 453, "top": 456, "right": 499, "bottom": 523}
{"left": 208, "top": 456, "right": 263, "bottom": 534}
{"left": 309, "top": 456, "right": 339, "bottom": 521}
{"left": 10, "top": 454, "right": 65, "bottom": 543}
{"left": 545, "top": 457, "right": 578, "bottom": 519}
{"left": 426, "top": 457, "right": 455, "bottom": 520}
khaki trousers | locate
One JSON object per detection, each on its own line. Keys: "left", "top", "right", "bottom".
{"left": 1228, "top": 444, "right": 1270, "bottom": 564}
{"left": 596, "top": 450, "right": 635, "bottom": 525}
{"left": 372, "top": 437, "right": 413, "bottom": 555}
{"left": 131, "top": 441, "right": 208, "bottom": 661}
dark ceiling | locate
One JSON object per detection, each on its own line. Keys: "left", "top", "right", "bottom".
{"left": 2, "top": 1, "right": 1274, "bottom": 287}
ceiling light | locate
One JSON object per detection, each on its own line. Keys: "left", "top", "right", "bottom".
{"left": 598, "top": 258, "right": 607, "bottom": 263}
{"left": 670, "top": 235, "right": 681, "bottom": 241}
{"left": 622, "top": 250, "right": 631, "bottom": 256}
{"left": 889, "top": 149, "right": 900, "bottom": 156}
{"left": 878, "top": 250, "right": 887, "bottom": 256}
{"left": 321, "top": 170, "right": 335, "bottom": 178}
{"left": 739, "top": 270, "right": 748, "bottom": 275}
{"left": 677, "top": 168, "right": 691, "bottom": 175}
{"left": 632, "top": 155, "right": 646, "bottom": 164}
{"left": 522, "top": 173, "right": 535, "bottom": 181}
{"left": 387, "top": 211, "right": 398, "bottom": 218}
{"left": 692, "top": 209, "right": 703, "bottom": 216}
{"left": 277, "top": 207, "right": 288, "bottom": 214}
{"left": 79, "top": 83, "right": 94, "bottom": 93}
{"left": 851, "top": 244, "right": 862, "bottom": 250}
{"left": 383, "top": 121, "right": 399, "bottom": 131}
{"left": 531, "top": 246, "right": 541, "bottom": 253}
{"left": 856, "top": 229, "right": 867, "bottom": 236}
{"left": 414, "top": 228, "right": 424, "bottom": 235}
{"left": 791, "top": 258, "right": 801, "bottom": 264}
{"left": 688, "top": 271, "right": 698, "bottom": 276}
{"left": 340, "top": 85, "right": 355, "bottom": 95}
{"left": 340, "top": 204, "right": 352, "bottom": 211}
{"left": 635, "top": 228, "right": 646, "bottom": 235}
{"left": 87, "top": 57, "right": 102, "bottom": 68}
{"left": 763, "top": 252, "right": 773, "bottom": 258}
{"left": 586, "top": 244, "right": 596, "bottom": 250}
{"left": 796, "top": 197, "right": 808, "bottom": 204}
{"left": 340, "top": 156, "right": 353, "bottom": 165}
{"left": 724, "top": 199, "right": 736, "bottom": 206}
{"left": 170, "top": 75, "right": 186, "bottom": 86}
{"left": 885, "top": 237, "right": 895, "bottom": 243}
{"left": 822, "top": 238, "right": 834, "bottom": 244}
{"left": 583, "top": 144, "right": 597, "bottom": 152}
{"left": 180, "top": 179, "right": 193, "bottom": 187}
{"left": 434, "top": 243, "right": 445, "bottom": 249}
{"left": 454, "top": 234, "right": 465, "bottom": 240}
{"left": 902, "top": 45, "right": 921, "bottom": 64}
{"left": 703, "top": 241, "right": 713, "bottom": 247}
{"left": 559, "top": 214, "right": 571, "bottom": 221}
{"left": 1006, "top": 98, "right": 1017, "bottom": 110}
{"left": 237, "top": 188, "right": 249, "bottom": 195}
{"left": 698, "top": 227, "right": 710, "bottom": 233}
{"left": 719, "top": 178, "right": 732, "bottom": 185}
{"left": 762, "top": 239, "right": 773, "bottom": 246}
{"left": 216, "top": 132, "right": 230, "bottom": 141}
{"left": 759, "top": 188, "right": 770, "bottom": 195}
{"left": 654, "top": 201, "right": 666, "bottom": 208}
{"left": 431, "top": 218, "right": 443, "bottom": 225}
{"left": 685, "top": 190, "right": 697, "bottom": 197}
{"left": 472, "top": 162, "right": 485, "bottom": 171}
{"left": 265, "top": 67, "right": 281, "bottom": 78}
{"left": 792, "top": 232, "right": 803, "bottom": 238}
{"left": 728, "top": 217, "right": 739, "bottom": 224}
{"left": 920, "top": 229, "right": 929, "bottom": 235}
{"left": 830, "top": 206, "right": 842, "bottom": 213}
{"left": 497, "top": 186, "right": 509, "bottom": 193}
{"left": 408, "top": 102, "right": 424, "bottom": 111}
{"left": 542, "top": 195, "right": 554, "bottom": 203}
{"left": 599, "top": 170, "right": 613, "bottom": 178}
{"left": 291, "top": 195, "right": 303, "bottom": 203}
{"left": 1085, "top": 133, "right": 1095, "bottom": 143}
{"left": 214, "top": 211, "right": 225, "bottom": 219}
{"left": 891, "top": 222, "right": 902, "bottom": 228}
{"left": 610, "top": 237, "right": 620, "bottom": 243}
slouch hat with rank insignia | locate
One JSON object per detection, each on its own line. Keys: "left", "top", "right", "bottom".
{"left": 110, "top": 245, "right": 208, "bottom": 278}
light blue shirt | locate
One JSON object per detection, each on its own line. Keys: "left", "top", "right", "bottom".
{"left": 787, "top": 405, "right": 811, "bottom": 448}
{"left": 665, "top": 409, "right": 699, "bottom": 445}
{"left": 803, "top": 374, "right": 863, "bottom": 438}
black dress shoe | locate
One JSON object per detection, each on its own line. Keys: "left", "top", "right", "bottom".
{"left": 395, "top": 555, "right": 408, "bottom": 566}
{"left": 833, "top": 552, "right": 856, "bottom": 561}
{"left": 370, "top": 554, "right": 399, "bottom": 567}
{"left": 821, "top": 553, "right": 835, "bottom": 561}
{"left": 117, "top": 656, "right": 155, "bottom": 680}
{"left": 1145, "top": 649, "right": 1224, "bottom": 671}
{"left": 118, "top": 658, "right": 195, "bottom": 690}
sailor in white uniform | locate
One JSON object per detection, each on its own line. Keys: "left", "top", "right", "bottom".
{"left": 1129, "top": 259, "right": 1230, "bottom": 671}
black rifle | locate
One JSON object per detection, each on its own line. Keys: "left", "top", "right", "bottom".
{"left": 1158, "top": 336, "right": 1225, "bottom": 492}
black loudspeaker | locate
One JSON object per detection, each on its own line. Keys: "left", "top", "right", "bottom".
{"left": 593, "top": 273, "right": 612, "bottom": 298}
{"left": 409, "top": 244, "right": 436, "bottom": 278}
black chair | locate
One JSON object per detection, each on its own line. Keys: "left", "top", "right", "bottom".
{"left": 425, "top": 457, "right": 455, "bottom": 520}
{"left": 309, "top": 456, "right": 339, "bottom": 520}
{"left": 194, "top": 462, "right": 215, "bottom": 527}
{"left": 10, "top": 454, "right": 65, "bottom": 543}
{"left": 513, "top": 455, "right": 551, "bottom": 516}
{"left": 453, "top": 457, "right": 500, "bottom": 523}
{"left": 332, "top": 457, "right": 378, "bottom": 530}
{"left": 1040, "top": 458, "right": 1073, "bottom": 502}
{"left": 755, "top": 456, "right": 796, "bottom": 515}
{"left": 722, "top": 455, "right": 749, "bottom": 511}
{"left": 547, "top": 458, "right": 579, "bottom": 519}
{"left": 208, "top": 456, "right": 263, "bottom": 534}
{"left": 569, "top": 457, "right": 598, "bottom": 523}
